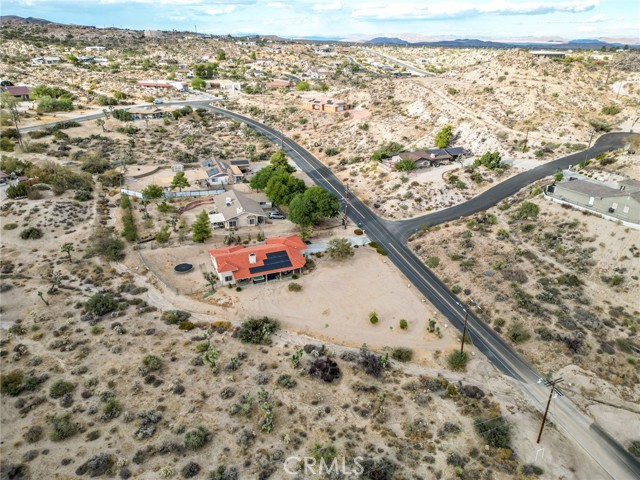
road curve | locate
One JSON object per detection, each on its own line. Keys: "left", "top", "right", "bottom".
{"left": 206, "top": 104, "right": 640, "bottom": 480}
{"left": 17, "top": 102, "right": 640, "bottom": 479}
{"left": 388, "top": 132, "right": 637, "bottom": 239}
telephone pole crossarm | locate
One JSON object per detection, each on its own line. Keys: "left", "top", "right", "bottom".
{"left": 536, "top": 378, "right": 565, "bottom": 444}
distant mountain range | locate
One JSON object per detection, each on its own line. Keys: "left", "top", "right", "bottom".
{"left": 365, "top": 37, "right": 639, "bottom": 49}
{"left": 1, "top": 16, "right": 638, "bottom": 50}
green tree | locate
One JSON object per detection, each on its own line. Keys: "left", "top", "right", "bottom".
{"left": 141, "top": 184, "right": 164, "bottom": 218}
{"left": 170, "top": 171, "right": 190, "bottom": 192}
{"left": 295, "top": 81, "right": 310, "bottom": 91}
{"left": 249, "top": 167, "right": 275, "bottom": 191}
{"left": 435, "top": 125, "right": 453, "bottom": 148}
{"left": 191, "top": 210, "right": 212, "bottom": 243}
{"left": 0, "top": 93, "right": 22, "bottom": 146}
{"left": 191, "top": 77, "right": 206, "bottom": 90}
{"left": 269, "top": 150, "right": 294, "bottom": 173}
{"left": 326, "top": 238, "right": 354, "bottom": 261}
{"left": 288, "top": 186, "right": 340, "bottom": 226}
{"left": 216, "top": 49, "right": 226, "bottom": 61}
{"left": 474, "top": 151, "right": 503, "bottom": 170}
{"left": 395, "top": 159, "right": 416, "bottom": 171}
{"left": 265, "top": 171, "right": 306, "bottom": 206}
{"left": 60, "top": 242, "right": 74, "bottom": 263}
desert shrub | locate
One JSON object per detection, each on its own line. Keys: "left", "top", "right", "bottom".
{"left": 0, "top": 136, "right": 14, "bottom": 151}
{"left": 49, "top": 379, "right": 75, "bottom": 399}
{"left": 161, "top": 310, "right": 191, "bottom": 325}
{"left": 354, "top": 228, "right": 363, "bottom": 235}
{"left": 277, "top": 374, "right": 297, "bottom": 388}
{"left": 185, "top": 426, "right": 212, "bottom": 450}
{"left": 628, "top": 440, "right": 640, "bottom": 458}
{"left": 507, "top": 322, "right": 531, "bottom": 343}
{"left": 588, "top": 118, "right": 612, "bottom": 132}
{"left": 6, "top": 183, "right": 29, "bottom": 198}
{"left": 23, "top": 425, "right": 43, "bottom": 443}
{"left": 288, "top": 282, "right": 302, "bottom": 292}
{"left": 391, "top": 347, "right": 413, "bottom": 362}
{"left": 447, "top": 351, "right": 469, "bottom": 371}
{"left": 0, "top": 370, "right": 24, "bottom": 396}
{"left": 308, "top": 357, "right": 341, "bottom": 382}
{"left": 513, "top": 202, "right": 540, "bottom": 220}
{"left": 399, "top": 319, "right": 408, "bottom": 330}
{"left": 474, "top": 416, "right": 511, "bottom": 448}
{"left": 85, "top": 293, "right": 118, "bottom": 316}
{"left": 310, "top": 443, "right": 336, "bottom": 464}
{"left": 601, "top": 104, "right": 621, "bottom": 116}
{"left": 50, "top": 413, "right": 76, "bottom": 441}
{"left": 88, "top": 227, "right": 125, "bottom": 261}
{"left": 425, "top": 256, "right": 440, "bottom": 268}
{"left": 522, "top": 464, "right": 545, "bottom": 476}
{"left": 178, "top": 321, "right": 195, "bottom": 330}
{"left": 20, "top": 227, "right": 42, "bottom": 240}
{"left": 358, "top": 346, "right": 388, "bottom": 377}
{"left": 369, "top": 311, "right": 379, "bottom": 324}
{"left": 142, "top": 355, "right": 162, "bottom": 371}
{"left": 451, "top": 285, "right": 462, "bottom": 294}
{"left": 100, "top": 395, "right": 120, "bottom": 417}
{"left": 237, "top": 317, "right": 280, "bottom": 344}
{"left": 74, "top": 190, "right": 92, "bottom": 201}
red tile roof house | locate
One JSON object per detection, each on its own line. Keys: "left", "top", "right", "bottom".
{"left": 208, "top": 236, "right": 307, "bottom": 286}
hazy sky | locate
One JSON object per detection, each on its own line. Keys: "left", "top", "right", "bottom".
{"left": 2, "top": 0, "right": 639, "bottom": 39}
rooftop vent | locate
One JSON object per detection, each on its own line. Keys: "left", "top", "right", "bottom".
{"left": 249, "top": 253, "right": 257, "bottom": 264}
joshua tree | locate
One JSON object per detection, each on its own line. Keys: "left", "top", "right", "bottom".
{"left": 60, "top": 242, "right": 74, "bottom": 263}
{"left": 48, "top": 270, "right": 62, "bottom": 294}
{"left": 37, "top": 291, "right": 49, "bottom": 306}
{"left": 203, "top": 272, "right": 217, "bottom": 293}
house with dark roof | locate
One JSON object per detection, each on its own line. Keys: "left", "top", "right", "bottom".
{"left": 208, "top": 190, "right": 267, "bottom": 229}
{"left": 208, "top": 235, "right": 307, "bottom": 285}
{"left": 0, "top": 85, "right": 31, "bottom": 100}
{"left": 545, "top": 176, "right": 640, "bottom": 229}
{"left": 391, "top": 147, "right": 466, "bottom": 168}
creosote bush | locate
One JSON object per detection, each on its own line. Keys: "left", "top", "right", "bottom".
{"left": 85, "top": 293, "right": 118, "bottom": 316}
{"left": 50, "top": 413, "right": 76, "bottom": 441}
{"left": 49, "top": 379, "right": 75, "bottom": 399}
{"left": 142, "top": 355, "right": 163, "bottom": 372}
{"left": 185, "top": 426, "right": 212, "bottom": 450}
{"left": 237, "top": 317, "right": 280, "bottom": 345}
{"left": 447, "top": 351, "right": 469, "bottom": 371}
{"left": 391, "top": 347, "right": 413, "bottom": 362}
{"left": 474, "top": 416, "right": 511, "bottom": 448}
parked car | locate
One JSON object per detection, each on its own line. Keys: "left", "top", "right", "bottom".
{"left": 153, "top": 99, "right": 164, "bottom": 104}
{"left": 269, "top": 212, "right": 285, "bottom": 219}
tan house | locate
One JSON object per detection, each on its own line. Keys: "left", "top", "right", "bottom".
{"left": 545, "top": 177, "right": 640, "bottom": 229}
{"left": 209, "top": 190, "right": 267, "bottom": 229}
{"left": 302, "top": 98, "right": 348, "bottom": 113}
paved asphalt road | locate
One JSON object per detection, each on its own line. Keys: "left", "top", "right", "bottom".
{"left": 19, "top": 103, "right": 640, "bottom": 478}
{"left": 365, "top": 48, "right": 435, "bottom": 77}
{"left": 205, "top": 104, "right": 640, "bottom": 480}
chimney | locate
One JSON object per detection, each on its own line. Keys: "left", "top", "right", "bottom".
{"left": 248, "top": 253, "right": 256, "bottom": 264}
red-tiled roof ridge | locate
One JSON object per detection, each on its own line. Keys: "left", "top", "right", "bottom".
{"left": 265, "top": 235, "right": 306, "bottom": 249}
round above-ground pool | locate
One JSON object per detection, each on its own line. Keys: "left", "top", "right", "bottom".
{"left": 174, "top": 263, "right": 193, "bottom": 273}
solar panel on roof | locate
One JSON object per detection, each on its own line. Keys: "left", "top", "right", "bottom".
{"left": 249, "top": 250, "right": 292, "bottom": 274}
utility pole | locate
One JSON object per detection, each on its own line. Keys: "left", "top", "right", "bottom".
{"left": 460, "top": 307, "right": 469, "bottom": 354}
{"left": 522, "top": 127, "right": 529, "bottom": 153}
{"left": 537, "top": 378, "right": 564, "bottom": 444}
{"left": 342, "top": 184, "right": 350, "bottom": 229}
